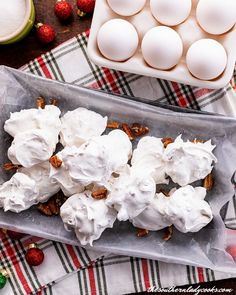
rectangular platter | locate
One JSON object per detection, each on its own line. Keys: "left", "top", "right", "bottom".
{"left": 0, "top": 66, "right": 236, "bottom": 273}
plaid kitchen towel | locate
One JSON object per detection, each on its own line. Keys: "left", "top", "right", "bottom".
{"left": 0, "top": 30, "right": 235, "bottom": 295}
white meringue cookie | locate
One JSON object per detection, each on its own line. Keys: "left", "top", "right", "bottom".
{"left": 131, "top": 185, "right": 213, "bottom": 233}
{"left": 0, "top": 173, "right": 38, "bottom": 213}
{"left": 60, "top": 191, "right": 117, "bottom": 246}
{"left": 8, "top": 129, "right": 58, "bottom": 168}
{"left": 131, "top": 136, "right": 168, "bottom": 184}
{"left": 106, "top": 166, "right": 156, "bottom": 221}
{"left": 130, "top": 192, "right": 172, "bottom": 230}
{"left": 19, "top": 162, "right": 60, "bottom": 203}
{"left": 49, "top": 148, "right": 84, "bottom": 197}
{"left": 166, "top": 185, "right": 213, "bottom": 233}
{"left": 62, "top": 130, "right": 132, "bottom": 186}
{"left": 164, "top": 135, "right": 217, "bottom": 186}
{"left": 4, "top": 105, "right": 61, "bottom": 138}
{"left": 60, "top": 107, "right": 107, "bottom": 147}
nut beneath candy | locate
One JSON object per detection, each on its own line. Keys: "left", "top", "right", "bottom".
{"left": 136, "top": 228, "right": 149, "bottom": 237}
{"left": 50, "top": 98, "right": 58, "bottom": 106}
{"left": 36, "top": 96, "right": 46, "bottom": 109}
{"left": 91, "top": 188, "right": 108, "bottom": 200}
{"left": 159, "top": 189, "right": 170, "bottom": 197}
{"left": 3, "top": 163, "right": 20, "bottom": 171}
{"left": 122, "top": 123, "right": 134, "bottom": 141}
{"left": 37, "top": 192, "right": 67, "bottom": 216}
{"left": 192, "top": 138, "right": 205, "bottom": 144}
{"left": 162, "top": 137, "right": 174, "bottom": 148}
{"left": 49, "top": 155, "right": 62, "bottom": 168}
{"left": 107, "top": 121, "right": 120, "bottom": 129}
{"left": 203, "top": 173, "right": 214, "bottom": 191}
{"left": 131, "top": 123, "right": 149, "bottom": 137}
{"left": 163, "top": 225, "right": 173, "bottom": 241}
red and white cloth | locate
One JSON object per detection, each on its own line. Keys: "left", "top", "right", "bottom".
{"left": 0, "top": 30, "right": 235, "bottom": 295}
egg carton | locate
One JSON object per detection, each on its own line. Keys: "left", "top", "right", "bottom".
{"left": 87, "top": 0, "right": 236, "bottom": 89}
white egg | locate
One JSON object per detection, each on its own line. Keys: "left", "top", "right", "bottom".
{"left": 97, "top": 19, "right": 139, "bottom": 62}
{"left": 141, "top": 26, "right": 183, "bottom": 70}
{"left": 186, "top": 39, "right": 227, "bottom": 80}
{"left": 150, "top": 0, "right": 192, "bottom": 26}
{"left": 196, "top": 0, "right": 236, "bottom": 35}
{"left": 107, "top": 0, "right": 146, "bottom": 16}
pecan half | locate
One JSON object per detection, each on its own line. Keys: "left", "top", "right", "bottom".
{"left": 91, "top": 188, "right": 108, "bottom": 200}
{"left": 192, "top": 138, "right": 205, "bottom": 144}
{"left": 131, "top": 123, "right": 149, "bottom": 137}
{"left": 3, "top": 163, "right": 19, "bottom": 171}
{"left": 36, "top": 96, "right": 46, "bottom": 109}
{"left": 107, "top": 121, "right": 120, "bottom": 129}
{"left": 50, "top": 98, "right": 58, "bottom": 106}
{"left": 203, "top": 173, "right": 214, "bottom": 191}
{"left": 49, "top": 155, "right": 62, "bottom": 168}
{"left": 122, "top": 123, "right": 134, "bottom": 141}
{"left": 163, "top": 225, "right": 173, "bottom": 241}
{"left": 136, "top": 228, "right": 149, "bottom": 237}
{"left": 159, "top": 189, "right": 170, "bottom": 197}
{"left": 37, "top": 192, "right": 67, "bottom": 216}
{"left": 162, "top": 137, "right": 174, "bottom": 148}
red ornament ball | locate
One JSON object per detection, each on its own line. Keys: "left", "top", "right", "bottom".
{"left": 226, "top": 245, "right": 236, "bottom": 260}
{"left": 25, "top": 244, "right": 44, "bottom": 266}
{"left": 6, "top": 230, "right": 25, "bottom": 240}
{"left": 54, "top": 0, "right": 73, "bottom": 21}
{"left": 36, "top": 23, "right": 55, "bottom": 44}
{"left": 77, "top": 0, "right": 95, "bottom": 16}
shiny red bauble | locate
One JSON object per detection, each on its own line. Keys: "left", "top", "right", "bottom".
{"left": 25, "top": 244, "right": 44, "bottom": 266}
{"left": 36, "top": 23, "right": 56, "bottom": 44}
{"left": 77, "top": 0, "right": 95, "bottom": 16}
{"left": 226, "top": 245, "right": 236, "bottom": 260}
{"left": 54, "top": 0, "right": 73, "bottom": 20}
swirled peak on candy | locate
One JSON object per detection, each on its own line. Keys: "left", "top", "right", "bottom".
{"left": 164, "top": 135, "right": 217, "bottom": 186}
{"left": 60, "top": 191, "right": 117, "bottom": 246}
{"left": 131, "top": 136, "right": 168, "bottom": 184}
{"left": 4, "top": 105, "right": 61, "bottom": 138}
{"left": 0, "top": 173, "right": 38, "bottom": 213}
{"left": 53, "top": 130, "right": 132, "bottom": 187}
{"left": 8, "top": 129, "right": 58, "bottom": 168}
{"left": 60, "top": 107, "right": 107, "bottom": 147}
{"left": 19, "top": 161, "right": 60, "bottom": 203}
{"left": 130, "top": 185, "right": 213, "bottom": 233}
{"left": 105, "top": 165, "right": 156, "bottom": 221}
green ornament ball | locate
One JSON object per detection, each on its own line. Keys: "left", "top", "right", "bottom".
{"left": 0, "top": 273, "right": 7, "bottom": 289}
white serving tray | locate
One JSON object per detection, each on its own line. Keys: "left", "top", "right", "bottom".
{"left": 87, "top": 0, "right": 236, "bottom": 89}
{"left": 0, "top": 66, "right": 236, "bottom": 273}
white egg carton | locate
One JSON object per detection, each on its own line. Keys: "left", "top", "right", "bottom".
{"left": 87, "top": 0, "right": 236, "bottom": 89}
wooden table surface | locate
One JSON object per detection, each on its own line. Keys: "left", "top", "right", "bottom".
{"left": 0, "top": 0, "right": 235, "bottom": 293}
{"left": 0, "top": 0, "right": 91, "bottom": 68}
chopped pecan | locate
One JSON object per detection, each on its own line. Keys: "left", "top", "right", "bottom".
{"left": 49, "top": 155, "right": 62, "bottom": 168}
{"left": 131, "top": 123, "right": 149, "bottom": 137}
{"left": 3, "top": 163, "right": 19, "bottom": 171}
{"left": 107, "top": 121, "right": 120, "bottom": 129}
{"left": 91, "top": 188, "right": 108, "bottom": 200}
{"left": 50, "top": 98, "right": 58, "bottom": 106}
{"left": 36, "top": 96, "right": 46, "bottom": 109}
{"left": 37, "top": 192, "right": 67, "bottom": 216}
{"left": 192, "top": 138, "right": 205, "bottom": 144}
{"left": 160, "top": 189, "right": 170, "bottom": 197}
{"left": 203, "top": 173, "right": 214, "bottom": 191}
{"left": 136, "top": 228, "right": 149, "bottom": 237}
{"left": 122, "top": 123, "right": 134, "bottom": 141}
{"left": 162, "top": 137, "right": 174, "bottom": 148}
{"left": 163, "top": 225, "right": 173, "bottom": 241}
